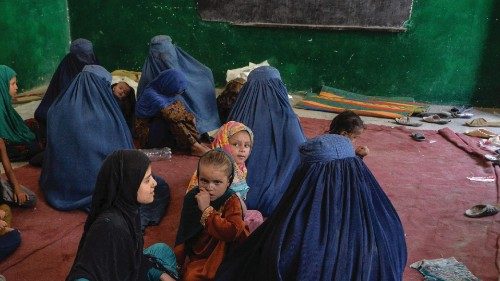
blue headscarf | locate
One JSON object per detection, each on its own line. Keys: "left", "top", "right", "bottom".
{"left": 227, "top": 66, "right": 306, "bottom": 216}
{"left": 216, "top": 134, "right": 407, "bottom": 281}
{"left": 136, "top": 35, "right": 220, "bottom": 133}
{"left": 135, "top": 69, "right": 188, "bottom": 118}
{"left": 40, "top": 65, "right": 133, "bottom": 211}
{"left": 35, "top": 38, "right": 98, "bottom": 129}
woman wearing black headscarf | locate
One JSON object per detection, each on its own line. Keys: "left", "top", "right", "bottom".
{"left": 66, "top": 150, "right": 178, "bottom": 281}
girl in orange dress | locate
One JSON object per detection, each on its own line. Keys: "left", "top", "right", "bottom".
{"left": 175, "top": 149, "right": 249, "bottom": 281}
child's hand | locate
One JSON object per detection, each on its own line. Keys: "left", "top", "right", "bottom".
{"left": 14, "top": 189, "right": 28, "bottom": 205}
{"left": 356, "top": 146, "right": 369, "bottom": 157}
{"left": 195, "top": 188, "right": 211, "bottom": 211}
{"left": 0, "top": 219, "right": 7, "bottom": 230}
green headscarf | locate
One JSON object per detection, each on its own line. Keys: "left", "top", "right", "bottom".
{"left": 0, "top": 65, "right": 35, "bottom": 144}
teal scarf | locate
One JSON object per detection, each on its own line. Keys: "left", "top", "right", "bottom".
{"left": 0, "top": 65, "right": 35, "bottom": 144}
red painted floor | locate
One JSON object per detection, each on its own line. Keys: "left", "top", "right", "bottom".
{"left": 1, "top": 117, "right": 498, "bottom": 280}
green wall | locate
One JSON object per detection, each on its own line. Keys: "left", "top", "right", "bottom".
{"left": 67, "top": 0, "right": 499, "bottom": 106}
{"left": 0, "top": 0, "right": 70, "bottom": 92}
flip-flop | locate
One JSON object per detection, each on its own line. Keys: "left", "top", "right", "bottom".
{"left": 422, "top": 114, "right": 451, "bottom": 125}
{"left": 419, "top": 112, "right": 452, "bottom": 118}
{"left": 464, "top": 129, "right": 498, "bottom": 139}
{"left": 411, "top": 132, "right": 426, "bottom": 142}
{"left": 395, "top": 117, "right": 422, "bottom": 127}
{"left": 451, "top": 112, "right": 474, "bottom": 119}
{"left": 465, "top": 118, "right": 500, "bottom": 127}
{"left": 464, "top": 204, "right": 499, "bottom": 218}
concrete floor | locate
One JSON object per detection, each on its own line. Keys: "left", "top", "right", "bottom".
{"left": 5, "top": 97, "right": 500, "bottom": 172}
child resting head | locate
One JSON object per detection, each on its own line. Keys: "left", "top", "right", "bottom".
{"left": 328, "top": 110, "right": 369, "bottom": 157}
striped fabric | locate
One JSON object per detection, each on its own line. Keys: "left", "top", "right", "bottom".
{"left": 298, "top": 86, "right": 428, "bottom": 119}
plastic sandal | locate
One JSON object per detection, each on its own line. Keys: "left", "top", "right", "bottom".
{"left": 464, "top": 129, "right": 498, "bottom": 139}
{"left": 464, "top": 204, "right": 499, "bottom": 218}
{"left": 422, "top": 114, "right": 451, "bottom": 125}
{"left": 395, "top": 117, "right": 422, "bottom": 127}
{"left": 465, "top": 118, "right": 500, "bottom": 127}
{"left": 411, "top": 132, "right": 426, "bottom": 142}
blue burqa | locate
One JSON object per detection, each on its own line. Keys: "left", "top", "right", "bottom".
{"left": 215, "top": 134, "right": 407, "bottom": 281}
{"left": 35, "top": 38, "right": 98, "bottom": 130}
{"left": 137, "top": 35, "right": 220, "bottom": 133}
{"left": 228, "top": 66, "right": 306, "bottom": 216}
{"left": 40, "top": 65, "right": 132, "bottom": 211}
{"left": 41, "top": 65, "right": 170, "bottom": 224}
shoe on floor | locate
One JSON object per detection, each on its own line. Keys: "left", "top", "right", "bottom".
{"left": 395, "top": 117, "right": 422, "bottom": 127}
{"left": 464, "top": 204, "right": 499, "bottom": 218}
{"left": 422, "top": 114, "right": 451, "bottom": 125}
{"left": 466, "top": 118, "right": 500, "bottom": 127}
{"left": 464, "top": 129, "right": 498, "bottom": 139}
{"left": 411, "top": 132, "right": 426, "bottom": 142}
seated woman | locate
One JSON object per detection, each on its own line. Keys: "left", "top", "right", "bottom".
{"left": 0, "top": 65, "right": 42, "bottom": 162}
{"left": 35, "top": 38, "right": 98, "bottom": 138}
{"left": 111, "top": 74, "right": 137, "bottom": 133}
{"left": 216, "top": 78, "right": 245, "bottom": 123}
{"left": 215, "top": 134, "right": 407, "bottom": 281}
{"left": 40, "top": 66, "right": 170, "bottom": 229}
{"left": 227, "top": 66, "right": 306, "bottom": 217}
{"left": 187, "top": 121, "right": 263, "bottom": 232}
{"left": 137, "top": 35, "right": 220, "bottom": 136}
{"left": 175, "top": 149, "right": 249, "bottom": 280}
{"left": 135, "top": 69, "right": 210, "bottom": 156}
{"left": 66, "top": 150, "right": 178, "bottom": 281}
{"left": 0, "top": 204, "right": 21, "bottom": 262}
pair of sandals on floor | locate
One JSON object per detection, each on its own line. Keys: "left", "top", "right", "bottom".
{"left": 394, "top": 115, "right": 451, "bottom": 127}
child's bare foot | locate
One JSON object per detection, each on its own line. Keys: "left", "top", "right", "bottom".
{"left": 191, "top": 143, "right": 210, "bottom": 157}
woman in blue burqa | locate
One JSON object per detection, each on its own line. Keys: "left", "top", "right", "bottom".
{"left": 215, "top": 134, "right": 407, "bottom": 281}
{"left": 40, "top": 65, "right": 170, "bottom": 230}
{"left": 227, "top": 66, "right": 305, "bottom": 217}
{"left": 34, "top": 38, "right": 99, "bottom": 137}
{"left": 136, "top": 35, "right": 220, "bottom": 135}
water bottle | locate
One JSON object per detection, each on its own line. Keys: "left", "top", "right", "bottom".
{"left": 139, "top": 147, "right": 172, "bottom": 161}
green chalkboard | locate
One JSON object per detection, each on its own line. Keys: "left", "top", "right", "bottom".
{"left": 0, "top": 0, "right": 70, "bottom": 92}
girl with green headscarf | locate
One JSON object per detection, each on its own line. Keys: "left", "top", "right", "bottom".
{"left": 0, "top": 65, "right": 41, "bottom": 162}
{"left": 0, "top": 65, "right": 38, "bottom": 207}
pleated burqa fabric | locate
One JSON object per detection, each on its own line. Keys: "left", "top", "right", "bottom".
{"left": 35, "top": 38, "right": 98, "bottom": 131}
{"left": 215, "top": 134, "right": 407, "bottom": 281}
{"left": 40, "top": 65, "right": 133, "bottom": 211}
{"left": 227, "top": 66, "right": 306, "bottom": 216}
{"left": 137, "top": 35, "right": 220, "bottom": 133}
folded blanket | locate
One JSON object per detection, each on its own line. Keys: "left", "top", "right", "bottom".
{"left": 297, "top": 86, "right": 428, "bottom": 119}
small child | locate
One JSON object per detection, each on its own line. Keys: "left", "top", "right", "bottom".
{"left": 328, "top": 110, "right": 369, "bottom": 158}
{"left": 175, "top": 149, "right": 249, "bottom": 281}
{"left": 111, "top": 76, "right": 137, "bottom": 132}
{"left": 0, "top": 204, "right": 21, "bottom": 261}
{"left": 216, "top": 78, "right": 245, "bottom": 123}
{"left": 187, "top": 121, "right": 264, "bottom": 232}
